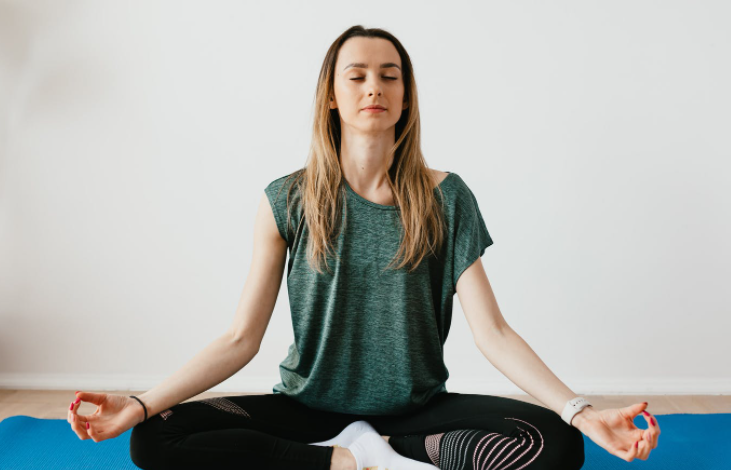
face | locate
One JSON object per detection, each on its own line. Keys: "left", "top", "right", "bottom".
{"left": 330, "top": 37, "right": 409, "bottom": 134}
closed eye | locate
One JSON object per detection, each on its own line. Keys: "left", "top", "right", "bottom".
{"left": 350, "top": 77, "right": 398, "bottom": 81}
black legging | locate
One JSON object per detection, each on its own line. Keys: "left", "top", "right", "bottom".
{"left": 129, "top": 392, "right": 585, "bottom": 470}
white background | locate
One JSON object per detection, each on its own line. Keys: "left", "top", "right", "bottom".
{"left": 0, "top": 0, "right": 729, "bottom": 397}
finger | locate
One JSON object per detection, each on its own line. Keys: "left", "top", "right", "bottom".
{"left": 87, "top": 420, "right": 103, "bottom": 443}
{"left": 70, "top": 398, "right": 89, "bottom": 421}
{"left": 623, "top": 440, "right": 640, "bottom": 462}
{"left": 639, "top": 410, "right": 658, "bottom": 449}
{"left": 70, "top": 416, "right": 91, "bottom": 440}
{"left": 644, "top": 426, "right": 658, "bottom": 450}
{"left": 638, "top": 438, "right": 652, "bottom": 460}
{"left": 74, "top": 397, "right": 97, "bottom": 421}
{"left": 75, "top": 391, "right": 105, "bottom": 406}
{"left": 68, "top": 398, "right": 80, "bottom": 423}
{"left": 640, "top": 409, "right": 656, "bottom": 428}
{"left": 630, "top": 438, "right": 649, "bottom": 461}
{"left": 69, "top": 400, "right": 91, "bottom": 440}
{"left": 86, "top": 420, "right": 94, "bottom": 441}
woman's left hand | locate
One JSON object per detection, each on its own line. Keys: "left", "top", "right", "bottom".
{"left": 572, "top": 402, "right": 660, "bottom": 462}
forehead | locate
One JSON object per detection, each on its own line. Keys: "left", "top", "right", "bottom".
{"left": 336, "top": 37, "right": 401, "bottom": 70}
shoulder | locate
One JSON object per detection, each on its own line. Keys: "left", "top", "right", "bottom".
{"left": 264, "top": 169, "right": 306, "bottom": 219}
{"left": 433, "top": 172, "right": 486, "bottom": 222}
{"left": 265, "top": 169, "right": 304, "bottom": 196}
{"left": 430, "top": 169, "right": 450, "bottom": 187}
{"left": 432, "top": 170, "right": 473, "bottom": 199}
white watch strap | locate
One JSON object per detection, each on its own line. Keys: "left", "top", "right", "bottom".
{"left": 561, "top": 397, "right": 592, "bottom": 426}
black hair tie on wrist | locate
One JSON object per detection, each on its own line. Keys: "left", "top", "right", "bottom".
{"left": 129, "top": 395, "right": 148, "bottom": 422}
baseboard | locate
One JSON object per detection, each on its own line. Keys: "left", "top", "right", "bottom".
{"left": 0, "top": 373, "right": 729, "bottom": 395}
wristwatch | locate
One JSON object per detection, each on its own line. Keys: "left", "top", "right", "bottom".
{"left": 561, "top": 397, "right": 592, "bottom": 426}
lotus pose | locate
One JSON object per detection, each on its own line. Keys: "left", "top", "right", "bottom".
{"left": 68, "top": 25, "right": 660, "bottom": 470}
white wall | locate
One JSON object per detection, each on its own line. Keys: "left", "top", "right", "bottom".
{"left": 0, "top": 0, "right": 729, "bottom": 398}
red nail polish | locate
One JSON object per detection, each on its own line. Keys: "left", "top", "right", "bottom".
{"left": 69, "top": 402, "right": 74, "bottom": 410}
{"left": 642, "top": 411, "right": 649, "bottom": 416}
{"left": 635, "top": 441, "right": 638, "bottom": 448}
{"left": 643, "top": 402, "right": 648, "bottom": 405}
{"left": 86, "top": 422, "right": 90, "bottom": 429}
{"left": 651, "top": 418, "right": 655, "bottom": 426}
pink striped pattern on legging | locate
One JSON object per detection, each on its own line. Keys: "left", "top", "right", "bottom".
{"left": 426, "top": 418, "right": 544, "bottom": 470}
{"left": 193, "top": 397, "right": 252, "bottom": 419}
{"left": 425, "top": 432, "right": 445, "bottom": 466}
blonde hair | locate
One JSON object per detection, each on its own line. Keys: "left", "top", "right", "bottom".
{"left": 279, "top": 25, "right": 447, "bottom": 275}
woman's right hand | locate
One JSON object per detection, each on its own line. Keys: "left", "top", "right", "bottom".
{"left": 68, "top": 391, "right": 146, "bottom": 443}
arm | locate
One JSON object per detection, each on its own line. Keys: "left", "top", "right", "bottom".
{"left": 136, "top": 333, "right": 258, "bottom": 421}
{"left": 456, "top": 258, "right": 597, "bottom": 428}
{"left": 135, "top": 192, "right": 288, "bottom": 422}
{"left": 458, "top": 259, "right": 661, "bottom": 461}
{"left": 475, "top": 327, "right": 597, "bottom": 427}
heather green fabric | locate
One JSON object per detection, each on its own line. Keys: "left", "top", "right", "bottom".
{"left": 263, "top": 170, "right": 493, "bottom": 416}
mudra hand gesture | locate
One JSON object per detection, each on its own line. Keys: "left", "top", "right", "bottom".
{"left": 67, "top": 391, "right": 146, "bottom": 443}
{"left": 573, "top": 401, "right": 660, "bottom": 462}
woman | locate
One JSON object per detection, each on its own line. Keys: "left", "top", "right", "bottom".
{"left": 67, "top": 25, "right": 660, "bottom": 469}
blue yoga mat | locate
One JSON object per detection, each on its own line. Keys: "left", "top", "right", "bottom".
{"left": 0, "top": 413, "right": 729, "bottom": 469}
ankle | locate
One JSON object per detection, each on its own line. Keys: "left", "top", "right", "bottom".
{"left": 330, "top": 446, "right": 357, "bottom": 470}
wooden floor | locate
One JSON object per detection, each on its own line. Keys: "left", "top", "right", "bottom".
{"left": 1, "top": 390, "right": 729, "bottom": 422}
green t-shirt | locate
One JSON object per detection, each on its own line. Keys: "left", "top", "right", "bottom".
{"left": 264, "top": 170, "right": 493, "bottom": 416}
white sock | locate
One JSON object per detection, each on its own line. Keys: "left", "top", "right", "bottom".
{"left": 308, "top": 420, "right": 377, "bottom": 448}
{"left": 348, "top": 431, "right": 440, "bottom": 470}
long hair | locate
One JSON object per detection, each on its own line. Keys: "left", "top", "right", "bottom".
{"left": 279, "top": 25, "right": 447, "bottom": 275}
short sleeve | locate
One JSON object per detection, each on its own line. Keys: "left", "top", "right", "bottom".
{"left": 264, "top": 174, "right": 295, "bottom": 244}
{"left": 452, "top": 184, "right": 494, "bottom": 290}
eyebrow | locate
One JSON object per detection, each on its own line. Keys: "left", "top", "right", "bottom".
{"left": 343, "top": 62, "right": 402, "bottom": 71}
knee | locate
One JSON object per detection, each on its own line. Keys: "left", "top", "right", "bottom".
{"left": 129, "top": 417, "right": 168, "bottom": 470}
{"left": 549, "top": 425, "right": 585, "bottom": 470}
{"left": 506, "top": 419, "right": 585, "bottom": 470}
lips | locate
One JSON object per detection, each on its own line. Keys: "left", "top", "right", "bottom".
{"left": 363, "top": 106, "right": 386, "bottom": 110}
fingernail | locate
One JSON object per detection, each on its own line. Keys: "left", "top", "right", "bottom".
{"left": 69, "top": 402, "right": 74, "bottom": 410}
{"left": 643, "top": 402, "right": 648, "bottom": 405}
{"left": 71, "top": 414, "right": 75, "bottom": 422}
{"left": 74, "top": 398, "right": 81, "bottom": 404}
{"left": 86, "top": 422, "right": 90, "bottom": 429}
{"left": 651, "top": 417, "right": 655, "bottom": 426}
{"left": 75, "top": 391, "right": 81, "bottom": 394}
{"left": 635, "top": 441, "right": 638, "bottom": 448}
{"left": 642, "top": 411, "right": 649, "bottom": 416}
